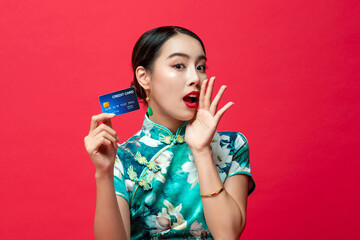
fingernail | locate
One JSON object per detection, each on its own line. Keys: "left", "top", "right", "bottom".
{"left": 117, "top": 137, "right": 120, "bottom": 142}
{"left": 108, "top": 113, "right": 115, "bottom": 117}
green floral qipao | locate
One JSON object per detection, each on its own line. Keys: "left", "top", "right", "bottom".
{"left": 114, "top": 114, "right": 255, "bottom": 239}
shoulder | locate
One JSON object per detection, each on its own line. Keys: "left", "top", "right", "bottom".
{"left": 116, "top": 130, "right": 142, "bottom": 155}
{"left": 114, "top": 130, "right": 142, "bottom": 174}
{"left": 209, "top": 131, "right": 248, "bottom": 173}
{"left": 213, "top": 131, "right": 248, "bottom": 151}
{"left": 216, "top": 132, "right": 255, "bottom": 195}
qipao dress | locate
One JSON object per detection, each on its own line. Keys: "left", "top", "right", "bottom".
{"left": 114, "top": 114, "right": 255, "bottom": 239}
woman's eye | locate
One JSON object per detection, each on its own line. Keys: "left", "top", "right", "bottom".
{"left": 173, "top": 63, "right": 185, "bottom": 69}
{"left": 197, "top": 65, "right": 207, "bottom": 71}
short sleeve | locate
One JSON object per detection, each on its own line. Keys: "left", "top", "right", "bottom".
{"left": 227, "top": 133, "right": 256, "bottom": 195}
{"left": 113, "top": 153, "right": 130, "bottom": 204}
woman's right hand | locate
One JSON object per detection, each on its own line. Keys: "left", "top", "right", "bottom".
{"left": 84, "top": 113, "right": 119, "bottom": 175}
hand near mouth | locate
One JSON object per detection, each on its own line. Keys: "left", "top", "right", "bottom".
{"left": 185, "top": 76, "right": 234, "bottom": 153}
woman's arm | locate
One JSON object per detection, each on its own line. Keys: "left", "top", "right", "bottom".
{"left": 94, "top": 172, "right": 130, "bottom": 240}
{"left": 84, "top": 113, "right": 130, "bottom": 240}
{"left": 192, "top": 149, "right": 249, "bottom": 239}
{"left": 185, "top": 77, "right": 250, "bottom": 239}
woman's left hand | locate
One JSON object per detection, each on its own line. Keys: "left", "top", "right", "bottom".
{"left": 185, "top": 76, "right": 234, "bottom": 152}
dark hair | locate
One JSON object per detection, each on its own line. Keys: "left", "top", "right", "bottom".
{"left": 131, "top": 26, "right": 206, "bottom": 102}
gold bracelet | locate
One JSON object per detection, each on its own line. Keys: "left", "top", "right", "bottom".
{"left": 200, "top": 185, "right": 225, "bottom": 198}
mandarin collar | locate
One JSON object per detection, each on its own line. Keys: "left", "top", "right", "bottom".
{"left": 141, "top": 114, "right": 188, "bottom": 145}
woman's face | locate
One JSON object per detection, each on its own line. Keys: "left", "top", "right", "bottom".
{"left": 147, "top": 33, "right": 208, "bottom": 129}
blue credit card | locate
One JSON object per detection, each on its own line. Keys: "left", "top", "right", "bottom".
{"left": 99, "top": 87, "right": 140, "bottom": 116}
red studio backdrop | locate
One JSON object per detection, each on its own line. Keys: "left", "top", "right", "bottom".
{"left": 1, "top": 0, "right": 359, "bottom": 239}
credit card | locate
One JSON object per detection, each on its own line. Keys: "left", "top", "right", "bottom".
{"left": 99, "top": 87, "right": 140, "bottom": 116}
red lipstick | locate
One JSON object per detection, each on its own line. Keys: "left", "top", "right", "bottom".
{"left": 183, "top": 91, "right": 200, "bottom": 108}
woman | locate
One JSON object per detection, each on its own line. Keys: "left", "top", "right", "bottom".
{"left": 84, "top": 26, "right": 255, "bottom": 240}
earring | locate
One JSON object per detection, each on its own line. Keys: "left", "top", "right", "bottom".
{"left": 146, "top": 97, "right": 153, "bottom": 116}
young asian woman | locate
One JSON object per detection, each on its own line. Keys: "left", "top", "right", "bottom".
{"left": 84, "top": 26, "right": 255, "bottom": 240}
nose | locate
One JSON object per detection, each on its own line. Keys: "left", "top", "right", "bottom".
{"left": 187, "top": 67, "right": 201, "bottom": 87}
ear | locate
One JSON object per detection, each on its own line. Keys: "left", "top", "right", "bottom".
{"left": 135, "top": 66, "right": 151, "bottom": 92}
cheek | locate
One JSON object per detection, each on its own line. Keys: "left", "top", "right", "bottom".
{"left": 162, "top": 71, "right": 178, "bottom": 82}
{"left": 151, "top": 72, "right": 183, "bottom": 98}
{"left": 200, "top": 74, "right": 208, "bottom": 87}
{"left": 156, "top": 71, "right": 182, "bottom": 89}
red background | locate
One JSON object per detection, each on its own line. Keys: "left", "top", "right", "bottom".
{"left": 1, "top": 0, "right": 359, "bottom": 239}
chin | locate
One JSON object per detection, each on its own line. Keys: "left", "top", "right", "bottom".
{"left": 176, "top": 109, "right": 197, "bottom": 121}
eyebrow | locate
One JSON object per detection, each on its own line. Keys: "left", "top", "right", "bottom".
{"left": 167, "top": 52, "right": 207, "bottom": 61}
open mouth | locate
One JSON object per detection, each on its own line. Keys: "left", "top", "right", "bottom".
{"left": 183, "top": 91, "right": 199, "bottom": 108}
{"left": 183, "top": 96, "right": 198, "bottom": 103}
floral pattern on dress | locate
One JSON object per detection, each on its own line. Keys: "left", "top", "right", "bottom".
{"left": 146, "top": 150, "right": 173, "bottom": 184}
{"left": 182, "top": 153, "right": 198, "bottom": 190}
{"left": 145, "top": 200, "right": 187, "bottom": 235}
{"left": 210, "top": 132, "right": 232, "bottom": 169}
{"left": 190, "top": 220, "right": 211, "bottom": 239}
{"left": 114, "top": 154, "right": 124, "bottom": 179}
{"left": 113, "top": 114, "right": 255, "bottom": 239}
